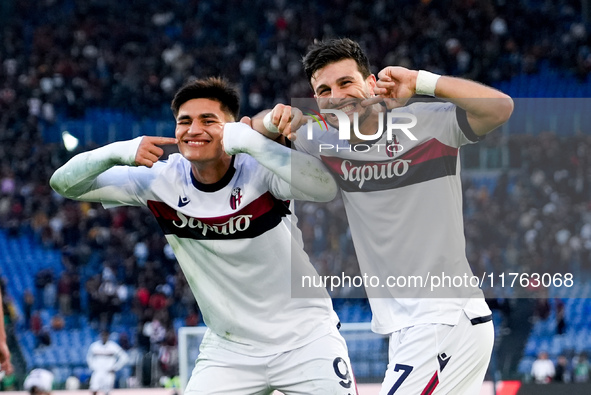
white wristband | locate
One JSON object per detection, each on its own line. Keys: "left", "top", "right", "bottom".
{"left": 415, "top": 70, "right": 441, "bottom": 97}
{"left": 263, "top": 112, "right": 280, "bottom": 134}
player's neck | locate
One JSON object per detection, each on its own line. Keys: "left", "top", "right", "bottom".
{"left": 191, "top": 155, "right": 233, "bottom": 185}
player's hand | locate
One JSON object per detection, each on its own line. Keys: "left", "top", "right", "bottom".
{"left": 240, "top": 116, "right": 253, "bottom": 127}
{"left": 363, "top": 66, "right": 418, "bottom": 109}
{"left": 0, "top": 341, "right": 13, "bottom": 376}
{"left": 134, "top": 136, "right": 178, "bottom": 167}
{"left": 264, "top": 104, "right": 308, "bottom": 141}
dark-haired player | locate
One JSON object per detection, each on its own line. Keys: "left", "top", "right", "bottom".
{"left": 51, "top": 77, "right": 356, "bottom": 394}
{"left": 257, "top": 38, "right": 513, "bottom": 394}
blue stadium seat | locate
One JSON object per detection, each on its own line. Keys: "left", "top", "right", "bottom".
{"left": 517, "top": 357, "right": 535, "bottom": 376}
{"left": 353, "top": 361, "right": 370, "bottom": 378}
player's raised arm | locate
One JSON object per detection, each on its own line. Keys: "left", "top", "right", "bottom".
{"left": 50, "top": 136, "right": 177, "bottom": 202}
{"left": 372, "top": 66, "right": 514, "bottom": 136}
{"left": 223, "top": 121, "right": 337, "bottom": 202}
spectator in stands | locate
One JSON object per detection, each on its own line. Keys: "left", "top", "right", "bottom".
{"left": 42, "top": 274, "right": 57, "bottom": 311}
{"left": 33, "top": 269, "right": 53, "bottom": 310}
{"left": 70, "top": 272, "right": 82, "bottom": 315}
{"left": 97, "top": 278, "right": 121, "bottom": 331}
{"left": 0, "top": 289, "right": 13, "bottom": 376}
{"left": 57, "top": 272, "right": 72, "bottom": 315}
{"left": 23, "top": 289, "right": 34, "bottom": 329}
{"left": 148, "top": 286, "right": 168, "bottom": 312}
{"left": 85, "top": 275, "right": 103, "bottom": 329}
{"left": 555, "top": 298, "right": 566, "bottom": 335}
{"left": 158, "top": 329, "right": 178, "bottom": 378}
{"left": 65, "top": 375, "right": 81, "bottom": 390}
{"left": 533, "top": 298, "right": 551, "bottom": 322}
{"left": 142, "top": 311, "right": 167, "bottom": 351}
{"left": 136, "top": 315, "right": 152, "bottom": 352}
{"left": 30, "top": 311, "right": 42, "bottom": 335}
{"left": 573, "top": 352, "right": 590, "bottom": 383}
{"left": 531, "top": 351, "right": 555, "bottom": 384}
{"left": 554, "top": 354, "right": 571, "bottom": 383}
{"left": 36, "top": 327, "right": 51, "bottom": 349}
{"left": 50, "top": 314, "right": 65, "bottom": 331}
{"left": 1, "top": 0, "right": 590, "bottom": 132}
{"left": 184, "top": 306, "right": 200, "bottom": 327}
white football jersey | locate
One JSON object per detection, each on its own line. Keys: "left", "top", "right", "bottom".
{"left": 295, "top": 101, "right": 491, "bottom": 334}
{"left": 87, "top": 339, "right": 128, "bottom": 373}
{"left": 97, "top": 153, "right": 339, "bottom": 356}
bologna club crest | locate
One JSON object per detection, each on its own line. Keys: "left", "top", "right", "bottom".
{"left": 386, "top": 134, "right": 401, "bottom": 158}
{"left": 230, "top": 187, "right": 243, "bottom": 210}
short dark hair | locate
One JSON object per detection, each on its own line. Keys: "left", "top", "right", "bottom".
{"left": 29, "top": 386, "right": 46, "bottom": 395}
{"left": 302, "top": 38, "right": 371, "bottom": 83}
{"left": 171, "top": 77, "right": 240, "bottom": 121}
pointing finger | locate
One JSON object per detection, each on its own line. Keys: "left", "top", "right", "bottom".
{"left": 376, "top": 80, "right": 396, "bottom": 89}
{"left": 277, "top": 106, "right": 292, "bottom": 132}
{"left": 150, "top": 136, "right": 178, "bottom": 146}
{"left": 291, "top": 109, "right": 303, "bottom": 127}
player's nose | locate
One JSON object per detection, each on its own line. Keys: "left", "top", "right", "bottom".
{"left": 187, "top": 120, "right": 204, "bottom": 134}
{"left": 329, "top": 91, "right": 347, "bottom": 105}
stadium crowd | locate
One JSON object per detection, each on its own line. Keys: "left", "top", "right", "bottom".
{"left": 530, "top": 350, "right": 590, "bottom": 384}
{"left": 0, "top": 0, "right": 591, "bottom": 389}
{"left": 1, "top": 0, "right": 590, "bottom": 121}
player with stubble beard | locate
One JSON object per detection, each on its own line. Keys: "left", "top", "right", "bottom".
{"left": 254, "top": 38, "right": 513, "bottom": 394}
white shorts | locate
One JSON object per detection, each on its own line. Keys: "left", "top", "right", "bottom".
{"left": 185, "top": 326, "right": 357, "bottom": 395}
{"left": 89, "top": 371, "right": 115, "bottom": 392}
{"left": 379, "top": 312, "right": 494, "bottom": 395}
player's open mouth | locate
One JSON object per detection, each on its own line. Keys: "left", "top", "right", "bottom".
{"left": 337, "top": 103, "right": 356, "bottom": 114}
{"left": 185, "top": 140, "right": 210, "bottom": 146}
{"left": 324, "top": 101, "right": 358, "bottom": 123}
{"left": 326, "top": 99, "right": 357, "bottom": 111}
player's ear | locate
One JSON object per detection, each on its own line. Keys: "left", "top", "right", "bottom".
{"left": 366, "top": 74, "right": 377, "bottom": 92}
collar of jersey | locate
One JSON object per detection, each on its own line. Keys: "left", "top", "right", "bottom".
{"left": 190, "top": 155, "right": 236, "bottom": 192}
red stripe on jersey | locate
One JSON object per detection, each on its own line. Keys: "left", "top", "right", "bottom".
{"left": 147, "top": 200, "right": 180, "bottom": 220}
{"left": 398, "top": 138, "right": 458, "bottom": 165}
{"left": 321, "top": 138, "right": 457, "bottom": 176}
{"left": 147, "top": 191, "right": 277, "bottom": 226}
{"left": 420, "top": 372, "right": 439, "bottom": 395}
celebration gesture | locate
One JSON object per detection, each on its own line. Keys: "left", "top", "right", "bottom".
{"left": 134, "top": 136, "right": 178, "bottom": 167}
{"left": 362, "top": 66, "right": 418, "bottom": 109}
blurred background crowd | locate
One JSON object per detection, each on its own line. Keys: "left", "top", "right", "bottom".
{"left": 1, "top": 0, "right": 591, "bottom": 391}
